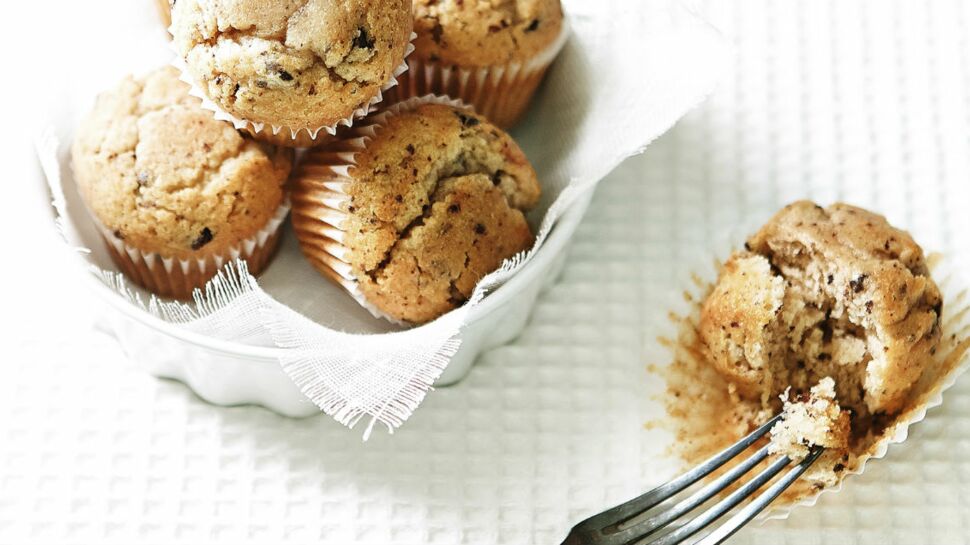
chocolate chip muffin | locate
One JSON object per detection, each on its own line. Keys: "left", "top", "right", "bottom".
{"left": 72, "top": 66, "right": 293, "bottom": 299}
{"left": 171, "top": 0, "right": 413, "bottom": 145}
{"left": 291, "top": 98, "right": 541, "bottom": 323}
{"left": 699, "top": 201, "right": 943, "bottom": 418}
{"left": 389, "top": 0, "right": 568, "bottom": 128}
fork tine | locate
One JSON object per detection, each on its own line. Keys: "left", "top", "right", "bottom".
{"left": 642, "top": 452, "right": 796, "bottom": 545}
{"left": 692, "top": 447, "right": 826, "bottom": 545}
{"left": 573, "top": 414, "right": 783, "bottom": 537}
{"left": 607, "top": 444, "right": 772, "bottom": 544}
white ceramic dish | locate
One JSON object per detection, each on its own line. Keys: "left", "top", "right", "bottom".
{"left": 36, "top": 0, "right": 728, "bottom": 420}
{"left": 35, "top": 137, "right": 594, "bottom": 417}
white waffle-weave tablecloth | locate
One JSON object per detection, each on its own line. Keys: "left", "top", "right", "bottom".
{"left": 3, "top": 0, "right": 970, "bottom": 543}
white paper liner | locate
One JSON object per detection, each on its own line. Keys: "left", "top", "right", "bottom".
{"left": 654, "top": 221, "right": 970, "bottom": 524}
{"left": 88, "top": 199, "right": 290, "bottom": 299}
{"left": 168, "top": 29, "right": 416, "bottom": 142}
{"left": 390, "top": 19, "right": 570, "bottom": 127}
{"left": 291, "top": 95, "right": 475, "bottom": 325}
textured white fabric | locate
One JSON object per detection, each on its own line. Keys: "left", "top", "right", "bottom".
{"left": 36, "top": 0, "right": 728, "bottom": 435}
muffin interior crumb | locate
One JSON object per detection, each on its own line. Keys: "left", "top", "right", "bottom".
{"left": 768, "top": 377, "right": 850, "bottom": 462}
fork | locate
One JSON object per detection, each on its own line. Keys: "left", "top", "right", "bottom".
{"left": 562, "top": 414, "right": 824, "bottom": 545}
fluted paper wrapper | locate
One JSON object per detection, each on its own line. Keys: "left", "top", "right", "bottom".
{"left": 169, "top": 33, "right": 416, "bottom": 148}
{"left": 388, "top": 21, "right": 570, "bottom": 128}
{"left": 291, "top": 95, "right": 470, "bottom": 325}
{"left": 91, "top": 201, "right": 289, "bottom": 300}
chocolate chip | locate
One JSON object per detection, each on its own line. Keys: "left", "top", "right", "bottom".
{"left": 827, "top": 274, "right": 834, "bottom": 285}
{"left": 278, "top": 70, "right": 293, "bottom": 81}
{"left": 353, "top": 26, "right": 375, "bottom": 49}
{"left": 491, "top": 170, "right": 505, "bottom": 185}
{"left": 865, "top": 300, "right": 874, "bottom": 313}
{"left": 431, "top": 22, "right": 444, "bottom": 44}
{"left": 743, "top": 241, "right": 752, "bottom": 251}
{"left": 191, "top": 227, "right": 213, "bottom": 250}
{"left": 405, "top": 143, "right": 416, "bottom": 155}
{"left": 113, "top": 230, "right": 125, "bottom": 240}
{"left": 849, "top": 274, "right": 868, "bottom": 293}
{"left": 308, "top": 84, "right": 317, "bottom": 96}
{"left": 729, "top": 321, "right": 739, "bottom": 328}
{"left": 455, "top": 111, "right": 480, "bottom": 127}
{"left": 448, "top": 204, "right": 460, "bottom": 214}
{"left": 256, "top": 80, "right": 268, "bottom": 89}
{"left": 525, "top": 19, "right": 540, "bottom": 32}
{"left": 474, "top": 223, "right": 486, "bottom": 235}
{"left": 820, "top": 318, "right": 833, "bottom": 343}
{"left": 395, "top": 194, "right": 403, "bottom": 203}
{"left": 833, "top": 463, "right": 845, "bottom": 473}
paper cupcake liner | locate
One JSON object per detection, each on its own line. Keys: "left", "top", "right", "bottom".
{"left": 168, "top": 32, "right": 416, "bottom": 147}
{"left": 654, "top": 223, "right": 970, "bottom": 524}
{"left": 290, "top": 95, "right": 471, "bottom": 325}
{"left": 92, "top": 200, "right": 290, "bottom": 300}
{"left": 387, "top": 19, "right": 570, "bottom": 128}
{"left": 155, "top": 0, "right": 171, "bottom": 29}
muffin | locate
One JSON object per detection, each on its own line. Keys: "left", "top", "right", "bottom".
{"left": 169, "top": 0, "right": 414, "bottom": 147}
{"left": 699, "top": 201, "right": 943, "bottom": 418}
{"left": 291, "top": 96, "right": 541, "bottom": 323}
{"left": 388, "top": 0, "right": 568, "bottom": 128}
{"left": 72, "top": 66, "right": 293, "bottom": 299}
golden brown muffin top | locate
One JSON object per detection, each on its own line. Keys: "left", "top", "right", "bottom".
{"left": 72, "top": 67, "right": 293, "bottom": 260}
{"left": 413, "top": 0, "right": 564, "bottom": 67}
{"left": 172, "top": 0, "right": 413, "bottom": 129}
{"left": 300, "top": 102, "right": 541, "bottom": 323}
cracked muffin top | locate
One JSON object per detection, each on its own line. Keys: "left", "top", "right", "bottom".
{"left": 72, "top": 67, "right": 293, "bottom": 260}
{"left": 171, "top": 0, "right": 413, "bottom": 130}
{"left": 413, "top": 0, "right": 564, "bottom": 67}
{"left": 295, "top": 102, "right": 541, "bottom": 323}
{"left": 699, "top": 201, "right": 942, "bottom": 418}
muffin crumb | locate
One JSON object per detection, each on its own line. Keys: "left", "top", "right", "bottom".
{"left": 769, "top": 377, "right": 850, "bottom": 462}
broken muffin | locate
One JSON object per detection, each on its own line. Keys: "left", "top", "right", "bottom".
{"left": 699, "top": 201, "right": 943, "bottom": 421}
{"left": 290, "top": 98, "right": 541, "bottom": 324}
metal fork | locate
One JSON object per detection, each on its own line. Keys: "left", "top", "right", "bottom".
{"left": 562, "top": 414, "right": 824, "bottom": 545}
